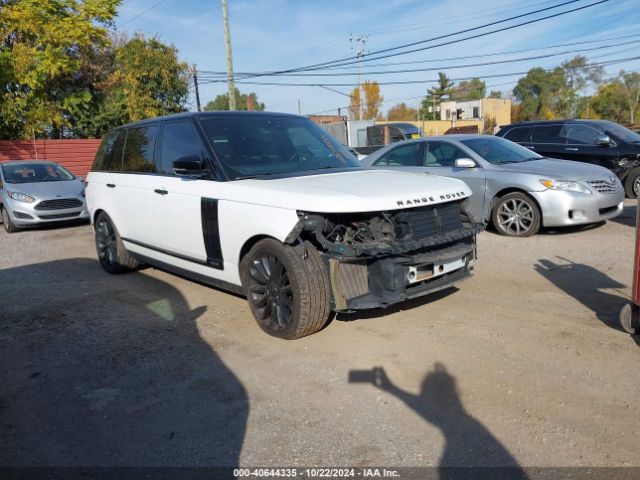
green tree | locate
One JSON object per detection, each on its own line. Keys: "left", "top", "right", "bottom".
{"left": 512, "top": 67, "right": 566, "bottom": 121}
{"left": 450, "top": 78, "right": 486, "bottom": 101}
{"left": 0, "top": 0, "right": 120, "bottom": 139}
{"left": 204, "top": 88, "right": 265, "bottom": 111}
{"left": 488, "top": 90, "right": 502, "bottom": 99}
{"left": 619, "top": 70, "right": 640, "bottom": 123}
{"left": 421, "top": 72, "right": 453, "bottom": 120}
{"left": 588, "top": 78, "right": 639, "bottom": 124}
{"left": 559, "top": 55, "right": 604, "bottom": 118}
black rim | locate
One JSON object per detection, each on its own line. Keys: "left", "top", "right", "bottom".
{"left": 96, "top": 218, "right": 117, "bottom": 266}
{"left": 247, "top": 254, "right": 294, "bottom": 331}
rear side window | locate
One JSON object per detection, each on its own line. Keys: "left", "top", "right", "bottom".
{"left": 424, "top": 141, "right": 468, "bottom": 167}
{"left": 159, "top": 121, "right": 206, "bottom": 175}
{"left": 122, "top": 125, "right": 158, "bottom": 173}
{"left": 93, "top": 129, "right": 124, "bottom": 171}
{"left": 374, "top": 143, "right": 422, "bottom": 166}
{"left": 531, "top": 125, "right": 562, "bottom": 144}
{"left": 503, "top": 126, "right": 531, "bottom": 142}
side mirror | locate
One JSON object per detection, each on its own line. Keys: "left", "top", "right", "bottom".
{"left": 454, "top": 158, "right": 476, "bottom": 168}
{"left": 173, "top": 155, "right": 209, "bottom": 177}
{"left": 595, "top": 135, "right": 611, "bottom": 146}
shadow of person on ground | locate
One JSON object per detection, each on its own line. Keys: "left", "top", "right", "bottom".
{"left": 0, "top": 258, "right": 248, "bottom": 469}
{"left": 534, "top": 257, "right": 629, "bottom": 333}
{"left": 349, "top": 364, "right": 528, "bottom": 479}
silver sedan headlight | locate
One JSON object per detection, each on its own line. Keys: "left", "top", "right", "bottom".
{"left": 539, "top": 179, "right": 592, "bottom": 194}
{"left": 7, "top": 191, "right": 36, "bottom": 203}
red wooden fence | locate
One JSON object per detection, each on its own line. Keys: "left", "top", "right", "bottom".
{"left": 0, "top": 139, "right": 101, "bottom": 178}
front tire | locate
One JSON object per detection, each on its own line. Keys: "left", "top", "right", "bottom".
{"left": 491, "top": 192, "right": 541, "bottom": 237}
{"left": 624, "top": 168, "right": 640, "bottom": 199}
{"left": 1, "top": 206, "right": 19, "bottom": 233}
{"left": 94, "top": 212, "right": 139, "bottom": 273}
{"left": 241, "top": 239, "right": 330, "bottom": 340}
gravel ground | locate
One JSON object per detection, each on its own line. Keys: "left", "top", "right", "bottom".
{"left": 1, "top": 200, "right": 639, "bottom": 472}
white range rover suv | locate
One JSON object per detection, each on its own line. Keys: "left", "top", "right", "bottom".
{"left": 86, "top": 112, "right": 482, "bottom": 339}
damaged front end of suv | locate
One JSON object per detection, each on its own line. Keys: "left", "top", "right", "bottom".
{"left": 285, "top": 197, "right": 483, "bottom": 311}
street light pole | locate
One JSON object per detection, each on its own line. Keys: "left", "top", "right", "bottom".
{"left": 221, "top": 0, "right": 236, "bottom": 110}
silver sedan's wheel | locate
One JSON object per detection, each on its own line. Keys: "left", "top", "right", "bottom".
{"left": 491, "top": 192, "right": 540, "bottom": 237}
{"left": 1, "top": 206, "right": 18, "bottom": 233}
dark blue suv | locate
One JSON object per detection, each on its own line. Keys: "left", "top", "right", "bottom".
{"left": 496, "top": 120, "right": 640, "bottom": 198}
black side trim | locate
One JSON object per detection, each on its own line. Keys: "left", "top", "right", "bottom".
{"left": 122, "top": 237, "right": 210, "bottom": 267}
{"left": 201, "top": 198, "right": 224, "bottom": 269}
{"left": 129, "top": 252, "right": 244, "bottom": 296}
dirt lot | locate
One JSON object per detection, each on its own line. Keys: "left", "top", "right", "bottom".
{"left": 1, "top": 201, "right": 639, "bottom": 472}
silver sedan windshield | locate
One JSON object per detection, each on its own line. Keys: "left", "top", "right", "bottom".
{"left": 461, "top": 137, "right": 541, "bottom": 164}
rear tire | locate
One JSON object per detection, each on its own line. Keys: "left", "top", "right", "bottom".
{"left": 491, "top": 192, "right": 541, "bottom": 237}
{"left": 1, "top": 206, "right": 19, "bottom": 233}
{"left": 241, "top": 239, "right": 330, "bottom": 340}
{"left": 624, "top": 168, "right": 640, "bottom": 199}
{"left": 94, "top": 212, "right": 139, "bottom": 273}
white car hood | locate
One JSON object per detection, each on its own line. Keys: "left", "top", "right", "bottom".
{"left": 227, "top": 169, "right": 471, "bottom": 213}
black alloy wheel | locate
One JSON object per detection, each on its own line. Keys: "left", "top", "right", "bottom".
{"left": 247, "top": 254, "right": 294, "bottom": 332}
{"left": 94, "top": 212, "right": 139, "bottom": 273}
{"left": 242, "top": 238, "right": 330, "bottom": 340}
{"left": 96, "top": 216, "right": 118, "bottom": 268}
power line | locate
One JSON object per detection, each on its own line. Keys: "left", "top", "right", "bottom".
{"left": 119, "top": 0, "right": 170, "bottom": 26}
{"left": 224, "top": 0, "right": 608, "bottom": 79}
{"left": 200, "top": 55, "right": 640, "bottom": 88}
{"left": 267, "top": 33, "right": 640, "bottom": 72}
{"left": 197, "top": 38, "right": 640, "bottom": 79}
{"left": 365, "top": 0, "right": 561, "bottom": 35}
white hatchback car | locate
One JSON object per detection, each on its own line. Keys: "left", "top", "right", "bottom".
{"left": 86, "top": 112, "right": 482, "bottom": 339}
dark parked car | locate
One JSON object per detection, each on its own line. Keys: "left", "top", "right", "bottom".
{"left": 496, "top": 120, "right": 640, "bottom": 198}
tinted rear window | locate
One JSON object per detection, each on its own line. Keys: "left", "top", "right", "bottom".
{"left": 531, "top": 125, "right": 563, "bottom": 144}
{"left": 122, "top": 125, "right": 158, "bottom": 173}
{"left": 93, "top": 130, "right": 122, "bottom": 171}
{"left": 503, "top": 126, "right": 531, "bottom": 142}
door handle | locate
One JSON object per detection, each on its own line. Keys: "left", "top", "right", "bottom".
{"left": 565, "top": 148, "right": 579, "bottom": 151}
{"left": 106, "top": 183, "right": 116, "bottom": 188}
{"left": 526, "top": 146, "right": 535, "bottom": 150}
{"left": 154, "top": 189, "right": 168, "bottom": 195}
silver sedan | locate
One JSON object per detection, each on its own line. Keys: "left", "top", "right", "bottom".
{"left": 0, "top": 160, "right": 89, "bottom": 233}
{"left": 362, "top": 135, "right": 624, "bottom": 237}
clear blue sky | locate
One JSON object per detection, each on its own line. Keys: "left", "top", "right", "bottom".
{"left": 115, "top": 0, "right": 640, "bottom": 116}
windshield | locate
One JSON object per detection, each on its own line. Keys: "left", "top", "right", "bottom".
{"left": 199, "top": 115, "right": 361, "bottom": 180}
{"left": 1, "top": 163, "right": 75, "bottom": 184}
{"left": 461, "top": 137, "right": 542, "bottom": 164}
{"left": 602, "top": 121, "right": 640, "bottom": 144}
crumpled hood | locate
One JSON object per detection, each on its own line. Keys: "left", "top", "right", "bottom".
{"left": 227, "top": 169, "right": 471, "bottom": 213}
{"left": 4, "top": 179, "right": 84, "bottom": 198}
{"left": 497, "top": 158, "right": 615, "bottom": 181}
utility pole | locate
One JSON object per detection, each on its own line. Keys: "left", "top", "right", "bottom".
{"left": 350, "top": 34, "right": 367, "bottom": 121}
{"left": 221, "top": 0, "right": 236, "bottom": 110}
{"left": 192, "top": 64, "right": 201, "bottom": 112}
{"left": 298, "top": 99, "right": 301, "bottom": 115}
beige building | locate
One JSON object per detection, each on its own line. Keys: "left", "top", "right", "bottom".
{"left": 439, "top": 98, "right": 512, "bottom": 132}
